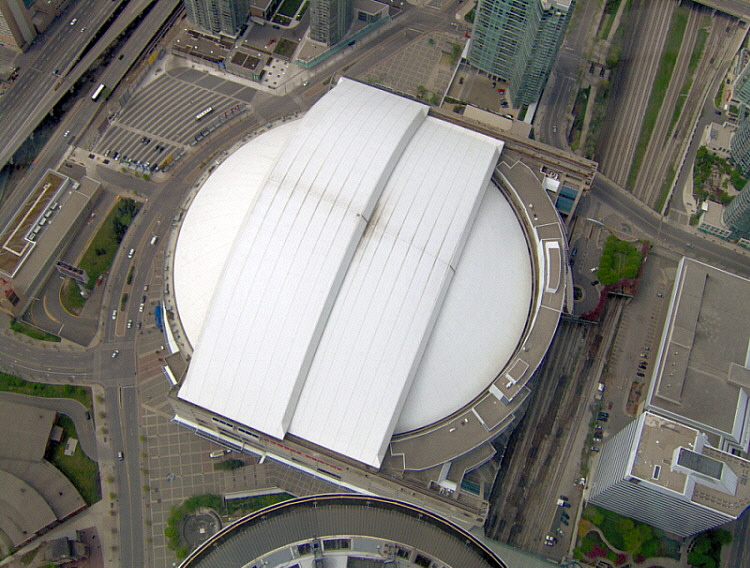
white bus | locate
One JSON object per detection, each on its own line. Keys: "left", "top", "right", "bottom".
{"left": 195, "top": 106, "right": 213, "bottom": 121}
{"left": 91, "top": 83, "right": 106, "bottom": 101}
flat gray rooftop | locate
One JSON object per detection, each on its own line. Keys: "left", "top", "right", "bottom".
{"left": 0, "top": 400, "right": 56, "bottom": 461}
{"left": 647, "top": 258, "right": 750, "bottom": 440}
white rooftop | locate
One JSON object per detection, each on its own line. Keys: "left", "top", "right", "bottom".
{"left": 175, "top": 79, "right": 534, "bottom": 468}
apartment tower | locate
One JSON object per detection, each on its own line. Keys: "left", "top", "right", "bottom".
{"left": 184, "top": 0, "right": 250, "bottom": 37}
{"left": 310, "top": 0, "right": 353, "bottom": 46}
{"left": 467, "top": 0, "right": 573, "bottom": 108}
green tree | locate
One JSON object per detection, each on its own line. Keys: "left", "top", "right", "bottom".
{"left": 688, "top": 551, "right": 716, "bottom": 568}
{"left": 712, "top": 528, "right": 732, "bottom": 546}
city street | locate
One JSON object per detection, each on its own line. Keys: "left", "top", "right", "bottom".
{"left": 1, "top": 0, "right": 750, "bottom": 566}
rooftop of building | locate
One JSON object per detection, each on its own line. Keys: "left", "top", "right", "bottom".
{"left": 0, "top": 169, "right": 69, "bottom": 278}
{"left": 179, "top": 494, "right": 508, "bottom": 568}
{"left": 0, "top": 399, "right": 56, "bottom": 461}
{"left": 632, "top": 413, "right": 750, "bottom": 518}
{"left": 632, "top": 412, "right": 700, "bottom": 494}
{"left": 646, "top": 257, "right": 750, "bottom": 441}
{"left": 173, "top": 78, "right": 548, "bottom": 469}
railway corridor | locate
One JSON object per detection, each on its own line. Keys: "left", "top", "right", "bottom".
{"left": 485, "top": 298, "right": 625, "bottom": 557}
{"left": 596, "top": 0, "right": 674, "bottom": 186}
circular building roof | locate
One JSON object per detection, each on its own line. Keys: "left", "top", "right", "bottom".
{"left": 179, "top": 494, "right": 508, "bottom": 568}
{"left": 172, "top": 79, "right": 537, "bottom": 468}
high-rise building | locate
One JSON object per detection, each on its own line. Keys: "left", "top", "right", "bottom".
{"left": 183, "top": 0, "right": 250, "bottom": 37}
{"left": 589, "top": 412, "right": 750, "bottom": 538}
{"left": 310, "top": 0, "right": 353, "bottom": 46}
{"left": 733, "top": 61, "right": 750, "bottom": 107}
{"left": 0, "top": 0, "right": 35, "bottom": 51}
{"left": 467, "top": 0, "right": 573, "bottom": 108}
{"left": 730, "top": 107, "right": 750, "bottom": 177}
{"left": 723, "top": 180, "right": 750, "bottom": 240}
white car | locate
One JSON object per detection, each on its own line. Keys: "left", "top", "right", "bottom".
{"left": 111, "top": 349, "right": 120, "bottom": 358}
{"left": 63, "top": 130, "right": 70, "bottom": 137}
{"left": 139, "top": 303, "right": 144, "bottom": 313}
{"left": 127, "top": 319, "right": 133, "bottom": 329}
{"left": 111, "top": 309, "right": 117, "bottom": 320}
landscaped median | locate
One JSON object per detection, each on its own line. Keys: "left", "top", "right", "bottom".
{"left": 62, "top": 198, "right": 141, "bottom": 314}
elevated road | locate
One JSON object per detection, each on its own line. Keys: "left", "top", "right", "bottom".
{"left": 695, "top": 0, "right": 750, "bottom": 20}
{"left": 0, "top": 0, "right": 181, "bottom": 182}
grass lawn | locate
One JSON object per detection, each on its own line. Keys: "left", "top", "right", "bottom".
{"left": 0, "top": 372, "right": 92, "bottom": 409}
{"left": 569, "top": 86, "right": 590, "bottom": 151}
{"left": 47, "top": 414, "right": 101, "bottom": 505}
{"left": 597, "top": 0, "right": 623, "bottom": 41}
{"left": 596, "top": 235, "right": 643, "bottom": 285}
{"left": 667, "top": 25, "right": 708, "bottom": 138}
{"left": 627, "top": 4, "right": 689, "bottom": 191}
{"left": 226, "top": 493, "right": 294, "bottom": 516}
{"left": 10, "top": 318, "right": 61, "bottom": 342}
{"left": 654, "top": 164, "right": 676, "bottom": 213}
{"left": 61, "top": 198, "right": 140, "bottom": 314}
{"left": 277, "top": 0, "right": 304, "bottom": 17}
{"left": 63, "top": 279, "right": 88, "bottom": 313}
{"left": 78, "top": 199, "right": 141, "bottom": 289}
{"left": 274, "top": 38, "right": 297, "bottom": 58}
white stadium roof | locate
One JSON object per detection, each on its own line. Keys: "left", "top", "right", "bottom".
{"left": 175, "top": 79, "right": 533, "bottom": 468}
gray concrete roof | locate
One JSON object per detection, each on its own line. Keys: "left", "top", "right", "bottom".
{"left": 0, "top": 400, "right": 56, "bottom": 461}
{"left": 180, "top": 494, "right": 509, "bottom": 568}
{"left": 0, "top": 471, "right": 57, "bottom": 547}
{"left": 646, "top": 258, "right": 750, "bottom": 442}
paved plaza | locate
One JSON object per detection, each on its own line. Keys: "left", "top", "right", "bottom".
{"left": 135, "top": 253, "right": 341, "bottom": 567}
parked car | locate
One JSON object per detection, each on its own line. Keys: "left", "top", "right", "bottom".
{"left": 111, "top": 350, "right": 120, "bottom": 358}
{"left": 117, "top": 451, "right": 124, "bottom": 460}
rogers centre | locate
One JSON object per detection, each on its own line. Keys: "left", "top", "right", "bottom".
{"left": 166, "top": 79, "right": 569, "bottom": 528}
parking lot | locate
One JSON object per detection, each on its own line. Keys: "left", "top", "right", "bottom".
{"left": 93, "top": 66, "right": 256, "bottom": 173}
